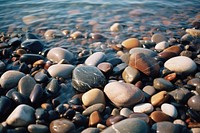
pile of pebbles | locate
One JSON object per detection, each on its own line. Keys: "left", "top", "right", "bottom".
{"left": 0, "top": 22, "right": 200, "bottom": 133}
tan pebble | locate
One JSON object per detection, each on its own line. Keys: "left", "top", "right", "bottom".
{"left": 97, "top": 123, "right": 107, "bottom": 131}
{"left": 110, "top": 23, "right": 123, "bottom": 32}
{"left": 62, "top": 30, "right": 69, "bottom": 35}
{"left": 70, "top": 31, "right": 83, "bottom": 39}
{"left": 186, "top": 28, "right": 200, "bottom": 37}
{"left": 111, "top": 108, "right": 120, "bottom": 116}
{"left": 121, "top": 38, "right": 140, "bottom": 49}
{"left": 16, "top": 49, "right": 27, "bottom": 56}
{"left": 44, "top": 29, "right": 62, "bottom": 40}
{"left": 122, "top": 66, "right": 140, "bottom": 83}
{"left": 150, "top": 91, "right": 169, "bottom": 106}
{"left": 33, "top": 60, "right": 45, "bottom": 67}
{"left": 89, "top": 111, "right": 102, "bottom": 126}
{"left": 117, "top": 51, "right": 124, "bottom": 56}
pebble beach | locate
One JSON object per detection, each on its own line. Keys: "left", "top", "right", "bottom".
{"left": 0, "top": 0, "right": 200, "bottom": 133}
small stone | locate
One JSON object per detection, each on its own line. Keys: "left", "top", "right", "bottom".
{"left": 0, "top": 96, "right": 13, "bottom": 120}
{"left": 72, "top": 65, "right": 107, "bottom": 92}
{"left": 180, "top": 50, "right": 193, "bottom": 58}
{"left": 155, "top": 41, "right": 169, "bottom": 51}
{"left": 191, "top": 128, "right": 200, "bottom": 133}
{"left": 21, "top": 39, "right": 44, "bottom": 54}
{"left": 104, "top": 81, "right": 144, "bottom": 107}
{"left": 188, "top": 95, "right": 200, "bottom": 111}
{"left": 163, "top": 45, "right": 182, "bottom": 55}
{"left": 0, "top": 70, "right": 25, "bottom": 90}
{"left": 129, "top": 53, "right": 160, "bottom": 77}
{"left": 47, "top": 47, "right": 74, "bottom": 63}
{"left": 151, "top": 91, "right": 169, "bottom": 106}
{"left": 187, "top": 78, "right": 200, "bottom": 87}
{"left": 120, "top": 108, "right": 133, "bottom": 117}
{"left": 97, "top": 62, "right": 112, "bottom": 73}
{"left": 22, "top": 15, "right": 40, "bottom": 25}
{"left": 28, "top": 124, "right": 49, "bottom": 133}
{"left": 85, "top": 52, "right": 106, "bottom": 66}
{"left": 50, "top": 118, "right": 76, "bottom": 133}
{"left": 89, "top": 111, "right": 102, "bottom": 126}
{"left": 153, "top": 78, "right": 174, "bottom": 91}
{"left": 169, "top": 88, "right": 191, "bottom": 103}
{"left": 142, "top": 85, "right": 156, "bottom": 97}
{"left": 33, "top": 60, "right": 45, "bottom": 67}
{"left": 111, "top": 108, "right": 120, "bottom": 116}
{"left": 158, "top": 51, "right": 177, "bottom": 60}
{"left": 112, "top": 63, "right": 127, "bottom": 75}
{"left": 20, "top": 54, "right": 44, "bottom": 64}
{"left": 0, "top": 60, "right": 6, "bottom": 72}
{"left": 110, "top": 23, "right": 123, "bottom": 32}
{"left": 18, "top": 75, "right": 36, "bottom": 97}
{"left": 122, "top": 66, "right": 140, "bottom": 83}
{"left": 133, "top": 103, "right": 154, "bottom": 114}
{"left": 46, "top": 78, "right": 60, "bottom": 94}
{"left": 106, "top": 115, "right": 126, "bottom": 126}
{"left": 161, "top": 103, "right": 178, "bottom": 118}
{"left": 44, "top": 29, "right": 62, "bottom": 40}
{"left": 82, "top": 88, "right": 105, "bottom": 107}
{"left": 103, "top": 118, "right": 149, "bottom": 133}
{"left": 173, "top": 119, "right": 186, "bottom": 126}
{"left": 121, "top": 38, "right": 140, "bottom": 49}
{"left": 82, "top": 103, "right": 105, "bottom": 116}
{"left": 120, "top": 53, "right": 130, "bottom": 64}
{"left": 48, "top": 64, "right": 75, "bottom": 79}
{"left": 152, "top": 121, "right": 180, "bottom": 133}
{"left": 29, "top": 84, "right": 44, "bottom": 104}
{"left": 70, "top": 31, "right": 83, "bottom": 39}
{"left": 150, "top": 111, "right": 171, "bottom": 122}
{"left": 164, "top": 56, "right": 197, "bottom": 75}
{"left": 6, "top": 104, "right": 35, "bottom": 127}
{"left": 151, "top": 33, "right": 166, "bottom": 44}
{"left": 164, "top": 72, "right": 177, "bottom": 81}
{"left": 129, "top": 47, "right": 157, "bottom": 57}
{"left": 186, "top": 28, "right": 200, "bottom": 37}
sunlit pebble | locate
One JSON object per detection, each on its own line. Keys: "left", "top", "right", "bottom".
{"left": 110, "top": 23, "right": 123, "bottom": 32}
{"left": 117, "top": 51, "right": 124, "bottom": 56}
{"left": 70, "top": 31, "right": 83, "bottom": 39}
{"left": 62, "top": 30, "right": 69, "bottom": 36}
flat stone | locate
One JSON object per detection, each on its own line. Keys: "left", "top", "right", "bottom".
{"left": 21, "top": 39, "right": 44, "bottom": 54}
{"left": 153, "top": 78, "right": 174, "bottom": 91}
{"left": 47, "top": 47, "right": 74, "bottom": 63}
{"left": 161, "top": 103, "right": 178, "bottom": 118}
{"left": 121, "top": 38, "right": 140, "bottom": 49}
{"left": 50, "top": 118, "right": 76, "bottom": 133}
{"left": 188, "top": 95, "right": 200, "bottom": 111}
{"left": 82, "top": 103, "right": 105, "bottom": 116}
{"left": 150, "top": 111, "right": 171, "bottom": 122}
{"left": 82, "top": 88, "right": 105, "bottom": 107}
{"left": 0, "top": 70, "right": 25, "bottom": 90}
{"left": 164, "top": 56, "right": 197, "bottom": 75}
{"left": 155, "top": 41, "right": 169, "bottom": 51}
{"left": 129, "top": 53, "right": 160, "bottom": 77}
{"left": 110, "top": 23, "right": 123, "bottom": 32}
{"left": 85, "top": 52, "right": 106, "bottom": 66}
{"left": 122, "top": 66, "right": 140, "bottom": 83}
{"left": 18, "top": 75, "right": 36, "bottom": 97}
{"left": 133, "top": 103, "right": 154, "bottom": 114}
{"left": 151, "top": 33, "right": 167, "bottom": 44}
{"left": 151, "top": 91, "right": 169, "bottom": 106}
{"left": 104, "top": 82, "right": 144, "bottom": 107}
{"left": 6, "top": 104, "right": 35, "bottom": 127}
{"left": 102, "top": 118, "right": 149, "bottom": 133}
{"left": 81, "top": 127, "right": 100, "bottom": 133}
{"left": 152, "top": 121, "right": 180, "bottom": 133}
{"left": 129, "top": 47, "right": 157, "bottom": 57}
{"left": 72, "top": 65, "right": 107, "bottom": 92}
{"left": 47, "top": 64, "right": 75, "bottom": 79}
{"left": 28, "top": 124, "right": 49, "bottom": 133}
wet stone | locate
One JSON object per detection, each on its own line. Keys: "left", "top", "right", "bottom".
{"left": 110, "top": 23, "right": 123, "bottom": 32}
{"left": 72, "top": 65, "right": 107, "bottom": 92}
{"left": 20, "top": 54, "right": 44, "bottom": 65}
{"left": 107, "top": 57, "right": 122, "bottom": 67}
{"left": 112, "top": 62, "right": 127, "bottom": 75}
{"left": 155, "top": 41, "right": 169, "bottom": 51}
{"left": 142, "top": 85, "right": 156, "bottom": 97}
{"left": 152, "top": 121, "right": 180, "bottom": 133}
{"left": 153, "top": 78, "right": 174, "bottom": 91}
{"left": 151, "top": 33, "right": 167, "bottom": 44}
{"left": 29, "top": 84, "right": 44, "bottom": 104}
{"left": 122, "top": 66, "right": 140, "bottom": 83}
{"left": 187, "top": 95, "right": 200, "bottom": 111}
{"left": 106, "top": 115, "right": 126, "bottom": 126}
{"left": 120, "top": 108, "right": 133, "bottom": 117}
{"left": 151, "top": 91, "right": 169, "bottom": 106}
{"left": 85, "top": 52, "right": 106, "bottom": 66}
{"left": 169, "top": 88, "right": 191, "bottom": 103}
{"left": 11, "top": 91, "right": 30, "bottom": 104}
{"left": 44, "top": 29, "right": 62, "bottom": 40}
{"left": 120, "top": 53, "right": 130, "bottom": 64}
{"left": 0, "top": 96, "right": 13, "bottom": 121}
{"left": 46, "top": 78, "right": 60, "bottom": 94}
{"left": 82, "top": 103, "right": 105, "bottom": 116}
{"left": 34, "top": 71, "right": 49, "bottom": 83}
{"left": 128, "top": 112, "right": 150, "bottom": 123}
{"left": 89, "top": 111, "right": 102, "bottom": 126}
{"left": 21, "top": 39, "right": 44, "bottom": 54}
{"left": 28, "top": 124, "right": 49, "bottom": 133}
{"left": 35, "top": 108, "right": 48, "bottom": 120}
{"left": 97, "top": 62, "right": 112, "bottom": 74}
{"left": 187, "top": 78, "right": 200, "bottom": 87}
{"left": 163, "top": 45, "right": 182, "bottom": 55}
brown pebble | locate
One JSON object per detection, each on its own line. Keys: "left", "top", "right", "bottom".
{"left": 16, "top": 49, "right": 27, "bottom": 56}
{"left": 106, "top": 115, "right": 126, "bottom": 126}
{"left": 150, "top": 91, "right": 169, "bottom": 106}
{"left": 150, "top": 111, "right": 171, "bottom": 122}
{"left": 121, "top": 38, "right": 140, "bottom": 49}
{"left": 163, "top": 45, "right": 182, "bottom": 55}
{"left": 89, "top": 111, "right": 102, "bottom": 126}
{"left": 164, "top": 73, "right": 176, "bottom": 81}
{"left": 33, "top": 60, "right": 45, "bottom": 67}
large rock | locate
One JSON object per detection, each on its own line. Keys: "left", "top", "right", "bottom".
{"left": 0, "top": 70, "right": 25, "bottom": 90}
{"left": 104, "top": 82, "right": 144, "bottom": 107}
{"left": 47, "top": 47, "right": 74, "bottom": 63}
{"left": 72, "top": 65, "right": 107, "bottom": 92}
{"left": 164, "top": 56, "right": 197, "bottom": 75}
{"left": 102, "top": 118, "right": 149, "bottom": 133}
{"left": 6, "top": 104, "right": 35, "bottom": 127}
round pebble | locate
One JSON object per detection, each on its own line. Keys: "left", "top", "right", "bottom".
{"left": 85, "top": 52, "right": 106, "bottom": 66}
{"left": 155, "top": 41, "right": 169, "bottom": 51}
{"left": 153, "top": 78, "right": 174, "bottom": 91}
{"left": 161, "top": 103, "right": 178, "bottom": 118}
{"left": 151, "top": 33, "right": 167, "bottom": 44}
{"left": 152, "top": 121, "right": 180, "bottom": 133}
{"left": 122, "top": 66, "right": 140, "bottom": 83}
{"left": 110, "top": 23, "right": 123, "bottom": 32}
{"left": 28, "top": 124, "right": 49, "bottom": 133}
{"left": 133, "top": 103, "right": 154, "bottom": 114}
{"left": 187, "top": 95, "right": 200, "bottom": 111}
{"left": 151, "top": 91, "right": 169, "bottom": 106}
{"left": 121, "top": 38, "right": 140, "bottom": 49}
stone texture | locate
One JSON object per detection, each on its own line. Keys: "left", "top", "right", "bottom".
{"left": 0, "top": 70, "right": 25, "bottom": 90}
{"left": 110, "top": 23, "right": 123, "bottom": 32}
{"left": 6, "top": 104, "right": 35, "bottom": 127}
{"left": 164, "top": 56, "right": 197, "bottom": 75}
{"left": 121, "top": 38, "right": 140, "bottom": 49}
{"left": 47, "top": 47, "right": 74, "bottom": 63}
{"left": 21, "top": 39, "right": 44, "bottom": 54}
{"left": 72, "top": 65, "right": 107, "bottom": 92}
{"left": 47, "top": 64, "right": 75, "bottom": 79}
{"left": 129, "top": 53, "right": 160, "bottom": 77}
{"left": 89, "top": 111, "right": 102, "bottom": 126}
{"left": 104, "top": 81, "right": 144, "bottom": 107}
{"left": 85, "top": 52, "right": 106, "bottom": 66}
{"left": 150, "top": 111, "right": 171, "bottom": 122}
{"left": 82, "top": 88, "right": 105, "bottom": 107}
{"left": 155, "top": 41, "right": 169, "bottom": 51}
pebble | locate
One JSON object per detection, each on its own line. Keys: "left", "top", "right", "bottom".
{"left": 0, "top": 96, "right": 13, "bottom": 121}
{"left": 18, "top": 75, "right": 36, "bottom": 97}
{"left": 129, "top": 47, "right": 157, "bottom": 57}
{"left": 21, "top": 39, "right": 44, "bottom": 54}
{"left": 0, "top": 70, "right": 25, "bottom": 89}
{"left": 104, "top": 81, "right": 144, "bottom": 107}
{"left": 120, "top": 53, "right": 130, "bottom": 64}
{"left": 82, "top": 103, "right": 105, "bottom": 116}
{"left": 153, "top": 78, "right": 174, "bottom": 91}
{"left": 187, "top": 95, "right": 200, "bottom": 111}
{"left": 28, "top": 124, "right": 49, "bottom": 133}
{"left": 120, "top": 108, "right": 133, "bottom": 117}
{"left": 20, "top": 54, "right": 44, "bottom": 64}
{"left": 161, "top": 103, "right": 178, "bottom": 118}
{"left": 47, "top": 47, "right": 74, "bottom": 63}
{"left": 121, "top": 38, "right": 140, "bottom": 49}
{"left": 163, "top": 45, "right": 182, "bottom": 55}
{"left": 81, "top": 127, "right": 100, "bottom": 133}
{"left": 150, "top": 91, "right": 169, "bottom": 106}
{"left": 187, "top": 78, "right": 200, "bottom": 87}
{"left": 151, "top": 33, "right": 167, "bottom": 44}
{"left": 44, "top": 29, "right": 62, "bottom": 40}
{"left": 142, "top": 85, "right": 156, "bottom": 97}
{"left": 152, "top": 121, "right": 180, "bottom": 133}
{"left": 106, "top": 115, "right": 126, "bottom": 126}
{"left": 46, "top": 78, "right": 60, "bottom": 94}
{"left": 102, "top": 118, "right": 149, "bottom": 133}
{"left": 122, "top": 66, "right": 140, "bottom": 83}
{"left": 29, "top": 84, "right": 44, "bottom": 104}
{"left": 169, "top": 88, "right": 191, "bottom": 103}
{"left": 85, "top": 52, "right": 106, "bottom": 66}
{"left": 6, "top": 104, "right": 35, "bottom": 127}
{"left": 70, "top": 31, "right": 83, "bottom": 39}
{"left": 97, "top": 62, "right": 112, "bottom": 74}
{"left": 128, "top": 113, "right": 150, "bottom": 123}
{"left": 110, "top": 23, "right": 123, "bottom": 32}
{"left": 72, "top": 65, "right": 107, "bottom": 92}
{"left": 186, "top": 28, "right": 200, "bottom": 37}
{"left": 49, "top": 118, "right": 76, "bottom": 133}
{"left": 164, "top": 56, "right": 197, "bottom": 75}
{"left": 155, "top": 41, "right": 169, "bottom": 51}
{"left": 129, "top": 53, "right": 160, "bottom": 77}
{"left": 133, "top": 103, "right": 154, "bottom": 114}
{"left": 47, "top": 64, "right": 75, "bottom": 79}
{"left": 82, "top": 88, "right": 105, "bottom": 107}
{"left": 89, "top": 111, "right": 102, "bottom": 126}
{"left": 150, "top": 111, "right": 171, "bottom": 122}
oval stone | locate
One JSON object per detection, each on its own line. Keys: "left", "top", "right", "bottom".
{"left": 121, "top": 38, "right": 140, "bottom": 49}
{"left": 122, "top": 66, "right": 140, "bottom": 83}
{"left": 102, "top": 118, "right": 149, "bottom": 133}
{"left": 152, "top": 121, "right": 180, "bottom": 133}
{"left": 163, "top": 45, "right": 182, "bottom": 55}
{"left": 81, "top": 127, "right": 100, "bottom": 133}
{"left": 161, "top": 103, "right": 178, "bottom": 118}
{"left": 44, "top": 29, "right": 62, "bottom": 40}
{"left": 150, "top": 111, "right": 171, "bottom": 122}
{"left": 106, "top": 115, "right": 126, "bottom": 126}
{"left": 153, "top": 78, "right": 174, "bottom": 91}
{"left": 104, "top": 82, "right": 144, "bottom": 107}
{"left": 50, "top": 118, "right": 76, "bottom": 133}
{"left": 28, "top": 124, "right": 49, "bottom": 133}
{"left": 47, "top": 47, "right": 74, "bottom": 63}
{"left": 82, "top": 103, "right": 105, "bottom": 116}
{"left": 20, "top": 54, "right": 44, "bottom": 65}
{"left": 29, "top": 84, "right": 44, "bottom": 104}
{"left": 82, "top": 88, "right": 105, "bottom": 107}
{"left": 151, "top": 91, "right": 169, "bottom": 106}
{"left": 129, "top": 47, "right": 157, "bottom": 57}
{"left": 133, "top": 103, "right": 154, "bottom": 114}
{"left": 72, "top": 65, "right": 107, "bottom": 92}
{"left": 85, "top": 52, "right": 106, "bottom": 66}
{"left": 151, "top": 33, "right": 166, "bottom": 44}
{"left": 164, "top": 56, "right": 197, "bottom": 75}
{"left": 21, "top": 39, "right": 44, "bottom": 54}
{"left": 187, "top": 95, "right": 200, "bottom": 111}
{"left": 120, "top": 108, "right": 133, "bottom": 117}
{"left": 48, "top": 64, "right": 75, "bottom": 79}
{"left": 110, "top": 23, "right": 123, "bottom": 32}
{"left": 155, "top": 41, "right": 169, "bottom": 51}
{"left": 0, "top": 70, "right": 25, "bottom": 90}
{"left": 6, "top": 104, "right": 35, "bottom": 127}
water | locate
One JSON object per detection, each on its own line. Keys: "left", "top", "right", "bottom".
{"left": 0, "top": 0, "right": 200, "bottom": 40}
